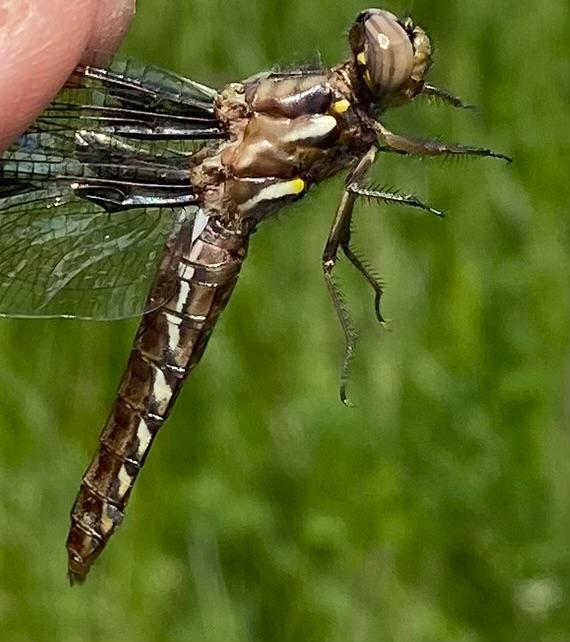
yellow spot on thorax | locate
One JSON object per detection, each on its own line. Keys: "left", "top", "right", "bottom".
{"left": 332, "top": 99, "right": 350, "bottom": 114}
{"left": 289, "top": 178, "right": 305, "bottom": 194}
{"left": 356, "top": 51, "right": 367, "bottom": 66}
{"left": 239, "top": 177, "right": 306, "bottom": 212}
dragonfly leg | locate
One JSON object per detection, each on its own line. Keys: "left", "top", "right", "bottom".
{"left": 322, "top": 147, "right": 377, "bottom": 405}
{"left": 375, "top": 121, "right": 512, "bottom": 162}
{"left": 338, "top": 238, "right": 385, "bottom": 325}
{"left": 420, "top": 83, "right": 474, "bottom": 110}
{"left": 323, "top": 206, "right": 358, "bottom": 406}
{"left": 339, "top": 183, "right": 443, "bottom": 325}
{"left": 346, "top": 183, "right": 445, "bottom": 218}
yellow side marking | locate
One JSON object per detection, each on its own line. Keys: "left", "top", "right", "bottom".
{"left": 240, "top": 178, "right": 306, "bottom": 212}
{"left": 356, "top": 51, "right": 366, "bottom": 66}
{"left": 289, "top": 178, "right": 305, "bottom": 194}
{"left": 363, "top": 70, "right": 373, "bottom": 90}
{"left": 333, "top": 99, "right": 350, "bottom": 114}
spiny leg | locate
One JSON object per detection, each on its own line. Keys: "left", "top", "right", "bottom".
{"left": 375, "top": 121, "right": 512, "bottom": 163}
{"left": 346, "top": 183, "right": 445, "bottom": 218}
{"left": 323, "top": 257, "right": 358, "bottom": 406}
{"left": 339, "top": 239, "right": 385, "bottom": 325}
{"left": 323, "top": 148, "right": 377, "bottom": 405}
{"left": 420, "top": 83, "right": 474, "bottom": 110}
{"left": 341, "top": 182, "right": 444, "bottom": 323}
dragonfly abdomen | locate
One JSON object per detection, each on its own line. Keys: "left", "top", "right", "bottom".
{"left": 66, "top": 217, "right": 248, "bottom": 583}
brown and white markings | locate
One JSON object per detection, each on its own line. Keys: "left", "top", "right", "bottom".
{"left": 0, "top": 9, "right": 510, "bottom": 582}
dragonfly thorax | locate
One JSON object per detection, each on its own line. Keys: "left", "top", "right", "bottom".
{"left": 191, "top": 68, "right": 376, "bottom": 230}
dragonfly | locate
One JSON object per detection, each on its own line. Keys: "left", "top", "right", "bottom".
{"left": 0, "top": 8, "right": 510, "bottom": 583}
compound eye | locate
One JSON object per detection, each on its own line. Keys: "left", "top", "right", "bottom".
{"left": 351, "top": 9, "right": 414, "bottom": 99}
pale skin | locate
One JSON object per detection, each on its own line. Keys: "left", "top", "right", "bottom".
{"left": 0, "top": 0, "right": 136, "bottom": 150}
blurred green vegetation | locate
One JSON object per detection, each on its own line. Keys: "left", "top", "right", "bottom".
{"left": 0, "top": 0, "right": 569, "bottom": 640}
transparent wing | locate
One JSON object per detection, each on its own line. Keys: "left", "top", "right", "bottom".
{"left": 0, "top": 53, "right": 226, "bottom": 319}
{"left": 0, "top": 129, "right": 199, "bottom": 322}
{"left": 2, "top": 129, "right": 199, "bottom": 190}
{"left": 0, "top": 183, "right": 195, "bottom": 320}
{"left": 37, "top": 53, "right": 225, "bottom": 151}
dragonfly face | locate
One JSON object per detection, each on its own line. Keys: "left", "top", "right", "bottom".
{"left": 0, "top": 8, "right": 510, "bottom": 583}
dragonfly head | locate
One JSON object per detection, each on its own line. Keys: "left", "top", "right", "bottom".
{"left": 349, "top": 9, "right": 431, "bottom": 110}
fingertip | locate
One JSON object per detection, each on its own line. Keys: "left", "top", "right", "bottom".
{"left": 87, "top": 0, "right": 136, "bottom": 55}
{"left": 0, "top": 0, "right": 136, "bottom": 150}
{"left": 0, "top": 0, "right": 98, "bottom": 149}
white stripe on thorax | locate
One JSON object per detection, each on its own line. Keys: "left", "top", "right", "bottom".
{"left": 281, "top": 114, "right": 337, "bottom": 143}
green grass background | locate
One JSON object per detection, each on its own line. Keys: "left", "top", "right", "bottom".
{"left": 1, "top": 0, "right": 569, "bottom": 640}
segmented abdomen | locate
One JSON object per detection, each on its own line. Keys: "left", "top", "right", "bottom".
{"left": 66, "top": 217, "right": 248, "bottom": 583}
